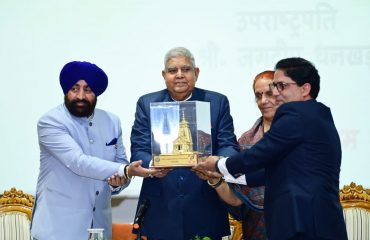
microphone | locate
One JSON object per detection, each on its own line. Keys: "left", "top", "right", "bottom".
{"left": 133, "top": 199, "right": 150, "bottom": 229}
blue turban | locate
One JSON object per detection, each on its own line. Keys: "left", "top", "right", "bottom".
{"left": 59, "top": 61, "right": 108, "bottom": 96}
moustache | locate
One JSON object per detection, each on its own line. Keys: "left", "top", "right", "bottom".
{"left": 71, "top": 99, "right": 90, "bottom": 105}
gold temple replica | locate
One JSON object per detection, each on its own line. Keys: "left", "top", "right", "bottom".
{"left": 153, "top": 112, "right": 198, "bottom": 167}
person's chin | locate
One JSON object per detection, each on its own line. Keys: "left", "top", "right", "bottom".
{"left": 276, "top": 99, "right": 284, "bottom": 106}
{"left": 172, "top": 88, "right": 189, "bottom": 94}
{"left": 173, "top": 85, "right": 188, "bottom": 91}
{"left": 70, "top": 107, "right": 90, "bottom": 117}
{"left": 262, "top": 108, "right": 272, "bottom": 114}
{"left": 74, "top": 106, "right": 87, "bottom": 113}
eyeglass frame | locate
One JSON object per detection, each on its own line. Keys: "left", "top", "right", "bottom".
{"left": 269, "top": 81, "right": 298, "bottom": 92}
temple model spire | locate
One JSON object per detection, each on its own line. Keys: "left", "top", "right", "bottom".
{"left": 173, "top": 111, "right": 193, "bottom": 153}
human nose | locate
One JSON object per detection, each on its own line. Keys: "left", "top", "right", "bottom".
{"left": 175, "top": 69, "right": 184, "bottom": 78}
{"left": 261, "top": 94, "right": 269, "bottom": 103}
{"left": 272, "top": 86, "right": 280, "bottom": 97}
{"left": 76, "top": 88, "right": 86, "bottom": 99}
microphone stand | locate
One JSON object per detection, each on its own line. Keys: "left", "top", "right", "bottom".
{"left": 136, "top": 225, "right": 143, "bottom": 240}
{"left": 133, "top": 199, "right": 149, "bottom": 240}
{"left": 134, "top": 217, "right": 144, "bottom": 240}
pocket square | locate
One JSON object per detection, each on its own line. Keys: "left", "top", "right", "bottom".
{"left": 106, "top": 138, "right": 117, "bottom": 146}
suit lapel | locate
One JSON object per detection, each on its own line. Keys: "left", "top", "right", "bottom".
{"left": 189, "top": 88, "right": 205, "bottom": 101}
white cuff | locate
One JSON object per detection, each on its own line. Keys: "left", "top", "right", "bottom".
{"left": 118, "top": 164, "right": 126, "bottom": 177}
{"left": 217, "top": 157, "right": 247, "bottom": 185}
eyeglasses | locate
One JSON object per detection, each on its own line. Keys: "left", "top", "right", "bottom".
{"left": 270, "top": 82, "right": 298, "bottom": 91}
{"left": 254, "top": 90, "right": 274, "bottom": 101}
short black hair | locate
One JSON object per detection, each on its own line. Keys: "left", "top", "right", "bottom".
{"left": 275, "top": 57, "right": 320, "bottom": 99}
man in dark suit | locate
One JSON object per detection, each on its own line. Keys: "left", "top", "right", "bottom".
{"left": 195, "top": 57, "right": 348, "bottom": 240}
{"left": 130, "top": 47, "right": 239, "bottom": 240}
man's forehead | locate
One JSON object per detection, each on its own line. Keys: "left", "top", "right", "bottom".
{"left": 166, "top": 64, "right": 192, "bottom": 68}
{"left": 273, "top": 70, "right": 291, "bottom": 81}
{"left": 166, "top": 57, "right": 191, "bottom": 66}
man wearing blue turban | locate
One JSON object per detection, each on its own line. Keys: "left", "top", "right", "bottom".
{"left": 31, "top": 61, "right": 159, "bottom": 240}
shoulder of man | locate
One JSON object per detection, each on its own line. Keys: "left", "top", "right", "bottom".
{"left": 138, "top": 89, "right": 169, "bottom": 102}
{"left": 193, "top": 87, "right": 228, "bottom": 101}
{"left": 273, "top": 100, "right": 320, "bottom": 124}
{"left": 278, "top": 99, "right": 316, "bottom": 111}
{"left": 37, "top": 105, "right": 76, "bottom": 132}
{"left": 93, "top": 108, "right": 120, "bottom": 122}
{"left": 289, "top": 99, "right": 321, "bottom": 110}
{"left": 38, "top": 104, "right": 66, "bottom": 123}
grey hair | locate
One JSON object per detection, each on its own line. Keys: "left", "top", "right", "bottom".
{"left": 164, "top": 47, "right": 196, "bottom": 68}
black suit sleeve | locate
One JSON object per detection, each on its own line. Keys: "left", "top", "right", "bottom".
{"left": 214, "top": 95, "right": 239, "bottom": 157}
{"left": 130, "top": 96, "right": 152, "bottom": 167}
{"left": 226, "top": 104, "right": 304, "bottom": 178}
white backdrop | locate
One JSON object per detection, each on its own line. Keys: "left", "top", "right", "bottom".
{"left": 1, "top": 0, "right": 369, "bottom": 197}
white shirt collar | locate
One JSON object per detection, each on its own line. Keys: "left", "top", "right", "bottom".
{"left": 171, "top": 93, "right": 192, "bottom": 102}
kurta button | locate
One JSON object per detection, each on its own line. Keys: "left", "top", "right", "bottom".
{"left": 89, "top": 122, "right": 93, "bottom": 126}
{"left": 89, "top": 139, "right": 94, "bottom": 144}
{"left": 180, "top": 176, "right": 184, "bottom": 181}
{"left": 96, "top": 191, "right": 99, "bottom": 195}
{"left": 93, "top": 207, "right": 96, "bottom": 211}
